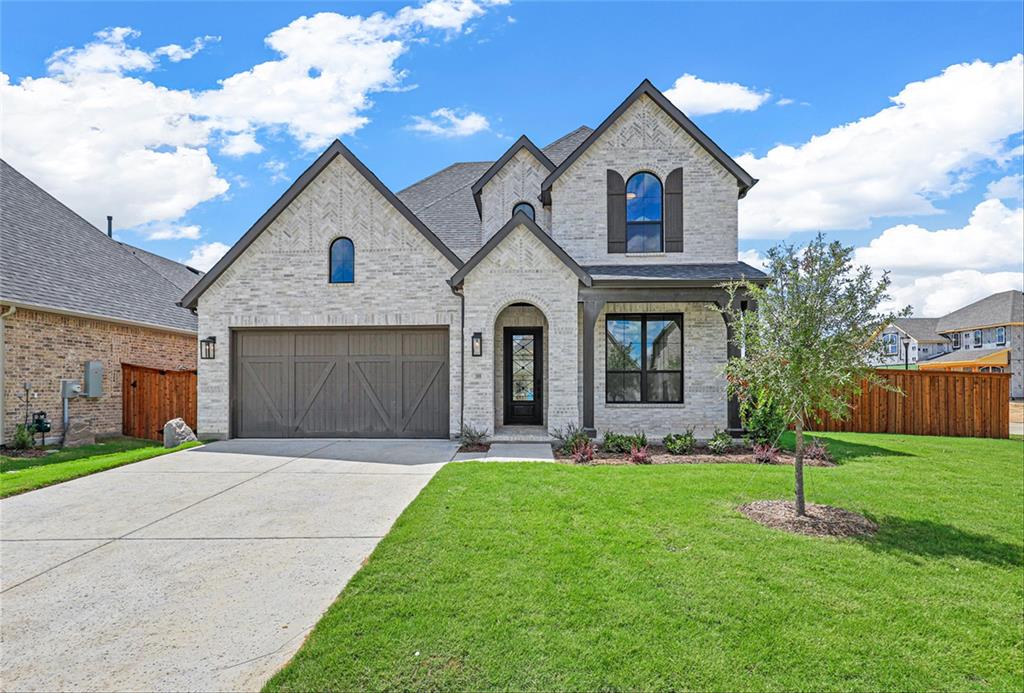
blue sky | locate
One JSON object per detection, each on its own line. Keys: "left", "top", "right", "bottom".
{"left": 2, "top": 1, "right": 1022, "bottom": 315}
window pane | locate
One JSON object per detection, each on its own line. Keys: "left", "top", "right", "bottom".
{"left": 647, "top": 319, "right": 681, "bottom": 369}
{"left": 512, "top": 202, "right": 535, "bottom": 220}
{"left": 625, "top": 173, "right": 662, "bottom": 222}
{"left": 646, "top": 372, "right": 682, "bottom": 402}
{"left": 510, "top": 334, "right": 535, "bottom": 401}
{"left": 330, "top": 238, "right": 354, "bottom": 283}
{"left": 606, "top": 319, "right": 641, "bottom": 370}
{"left": 626, "top": 223, "right": 663, "bottom": 253}
{"left": 607, "top": 373, "right": 641, "bottom": 403}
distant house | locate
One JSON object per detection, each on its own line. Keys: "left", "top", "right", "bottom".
{"left": 917, "top": 290, "right": 1023, "bottom": 398}
{"left": 874, "top": 317, "right": 950, "bottom": 368}
{"left": 0, "top": 160, "right": 202, "bottom": 444}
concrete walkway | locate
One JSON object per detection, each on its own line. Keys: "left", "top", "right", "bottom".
{"left": 452, "top": 442, "right": 554, "bottom": 462}
{"left": 0, "top": 438, "right": 458, "bottom": 692}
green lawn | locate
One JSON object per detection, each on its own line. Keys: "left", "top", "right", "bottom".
{"left": 267, "top": 433, "right": 1024, "bottom": 692}
{"left": 1, "top": 437, "right": 202, "bottom": 498}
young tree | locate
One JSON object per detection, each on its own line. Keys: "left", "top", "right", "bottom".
{"left": 720, "top": 234, "right": 908, "bottom": 516}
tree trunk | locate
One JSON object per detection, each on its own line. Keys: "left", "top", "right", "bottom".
{"left": 794, "top": 419, "right": 806, "bottom": 516}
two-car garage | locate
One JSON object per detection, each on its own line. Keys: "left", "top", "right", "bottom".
{"left": 232, "top": 328, "right": 450, "bottom": 438}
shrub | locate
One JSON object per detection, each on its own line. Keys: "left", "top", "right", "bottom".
{"left": 740, "top": 391, "right": 787, "bottom": 445}
{"left": 629, "top": 444, "right": 651, "bottom": 464}
{"left": 803, "top": 438, "right": 833, "bottom": 463}
{"left": 707, "top": 428, "right": 733, "bottom": 455}
{"left": 11, "top": 423, "right": 34, "bottom": 450}
{"left": 601, "top": 431, "right": 630, "bottom": 453}
{"left": 753, "top": 443, "right": 781, "bottom": 464}
{"left": 555, "top": 424, "right": 590, "bottom": 455}
{"left": 571, "top": 439, "right": 595, "bottom": 464}
{"left": 631, "top": 431, "right": 648, "bottom": 449}
{"left": 663, "top": 428, "right": 696, "bottom": 455}
{"left": 458, "top": 423, "right": 488, "bottom": 446}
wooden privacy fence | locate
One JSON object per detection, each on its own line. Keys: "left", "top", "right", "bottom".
{"left": 807, "top": 369, "right": 1011, "bottom": 439}
{"left": 122, "top": 364, "right": 198, "bottom": 441}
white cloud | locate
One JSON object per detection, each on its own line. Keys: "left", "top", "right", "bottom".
{"left": 409, "top": 107, "right": 489, "bottom": 137}
{"left": 738, "top": 55, "right": 1024, "bottom": 238}
{"left": 775, "top": 97, "right": 795, "bottom": 106}
{"left": 183, "top": 241, "right": 230, "bottom": 271}
{"left": 154, "top": 35, "right": 220, "bottom": 62}
{"left": 884, "top": 270, "right": 1023, "bottom": 317}
{"left": 663, "top": 73, "right": 771, "bottom": 116}
{"left": 0, "top": 1, "right": 499, "bottom": 234}
{"left": 261, "top": 159, "right": 290, "bottom": 183}
{"left": 145, "top": 224, "right": 202, "bottom": 240}
{"left": 986, "top": 173, "right": 1024, "bottom": 203}
{"left": 738, "top": 248, "right": 767, "bottom": 271}
{"left": 854, "top": 199, "right": 1024, "bottom": 276}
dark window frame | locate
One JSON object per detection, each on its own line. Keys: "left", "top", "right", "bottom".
{"left": 996, "top": 326, "right": 1006, "bottom": 346}
{"left": 604, "top": 313, "right": 683, "bottom": 404}
{"left": 512, "top": 201, "right": 535, "bottom": 221}
{"left": 973, "top": 329, "right": 983, "bottom": 348}
{"left": 328, "top": 237, "right": 355, "bottom": 284}
{"left": 952, "top": 332, "right": 960, "bottom": 350}
{"left": 625, "top": 171, "right": 664, "bottom": 254}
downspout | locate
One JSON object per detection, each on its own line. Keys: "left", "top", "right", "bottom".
{"left": 0, "top": 305, "right": 16, "bottom": 444}
{"left": 449, "top": 281, "right": 465, "bottom": 437}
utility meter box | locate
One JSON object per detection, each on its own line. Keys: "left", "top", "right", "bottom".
{"left": 60, "top": 379, "right": 82, "bottom": 399}
{"left": 83, "top": 361, "right": 103, "bottom": 398}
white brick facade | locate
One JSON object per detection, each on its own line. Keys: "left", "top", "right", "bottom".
{"left": 480, "top": 149, "right": 551, "bottom": 241}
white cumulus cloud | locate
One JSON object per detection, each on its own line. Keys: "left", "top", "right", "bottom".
{"left": 738, "top": 55, "right": 1024, "bottom": 238}
{"left": 986, "top": 173, "right": 1024, "bottom": 203}
{"left": 884, "top": 270, "right": 1023, "bottom": 317}
{"left": 183, "top": 241, "right": 231, "bottom": 271}
{"left": 409, "top": 107, "right": 489, "bottom": 137}
{"left": 663, "top": 73, "right": 771, "bottom": 116}
{"left": 154, "top": 35, "right": 220, "bottom": 62}
{"left": 145, "top": 224, "right": 202, "bottom": 241}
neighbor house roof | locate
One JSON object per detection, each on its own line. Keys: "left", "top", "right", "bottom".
{"left": 891, "top": 317, "right": 946, "bottom": 344}
{"left": 0, "top": 159, "right": 200, "bottom": 333}
{"left": 935, "top": 290, "right": 1023, "bottom": 333}
{"left": 540, "top": 80, "right": 758, "bottom": 204}
{"left": 583, "top": 262, "right": 769, "bottom": 285}
{"left": 918, "top": 347, "right": 1009, "bottom": 368}
{"left": 181, "top": 139, "right": 464, "bottom": 309}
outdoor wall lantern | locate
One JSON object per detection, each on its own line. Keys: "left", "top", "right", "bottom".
{"left": 200, "top": 336, "right": 217, "bottom": 360}
{"left": 471, "top": 332, "right": 483, "bottom": 357}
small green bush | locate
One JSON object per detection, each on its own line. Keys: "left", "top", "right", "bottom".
{"left": 555, "top": 424, "right": 590, "bottom": 455}
{"left": 740, "top": 391, "right": 787, "bottom": 445}
{"left": 11, "top": 424, "right": 35, "bottom": 450}
{"left": 707, "top": 428, "right": 733, "bottom": 455}
{"left": 663, "top": 428, "right": 696, "bottom": 455}
{"left": 602, "top": 430, "right": 647, "bottom": 453}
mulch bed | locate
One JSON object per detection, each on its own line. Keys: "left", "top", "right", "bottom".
{"left": 458, "top": 443, "right": 491, "bottom": 453}
{"left": 0, "top": 448, "right": 50, "bottom": 459}
{"left": 553, "top": 445, "right": 836, "bottom": 467}
{"left": 738, "top": 500, "right": 878, "bottom": 538}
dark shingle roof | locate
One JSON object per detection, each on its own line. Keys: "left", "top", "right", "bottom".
{"left": 118, "top": 242, "right": 203, "bottom": 293}
{"left": 396, "top": 126, "right": 593, "bottom": 260}
{"left": 923, "top": 346, "right": 1009, "bottom": 364}
{"left": 0, "top": 159, "right": 199, "bottom": 332}
{"left": 583, "top": 262, "right": 769, "bottom": 283}
{"left": 892, "top": 317, "right": 944, "bottom": 343}
{"left": 935, "top": 290, "right": 1023, "bottom": 333}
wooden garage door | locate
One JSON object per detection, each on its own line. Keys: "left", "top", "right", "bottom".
{"left": 232, "top": 328, "right": 449, "bottom": 438}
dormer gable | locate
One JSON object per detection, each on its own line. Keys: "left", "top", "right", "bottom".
{"left": 471, "top": 136, "right": 555, "bottom": 241}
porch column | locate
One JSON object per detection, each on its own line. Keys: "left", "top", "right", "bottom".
{"left": 581, "top": 298, "right": 604, "bottom": 436}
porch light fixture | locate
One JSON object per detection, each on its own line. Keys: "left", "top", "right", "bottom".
{"left": 200, "top": 336, "right": 217, "bottom": 360}
{"left": 471, "top": 332, "right": 483, "bottom": 357}
{"left": 901, "top": 334, "right": 911, "bottom": 371}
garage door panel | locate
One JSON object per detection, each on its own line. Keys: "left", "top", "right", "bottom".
{"left": 234, "top": 328, "right": 448, "bottom": 438}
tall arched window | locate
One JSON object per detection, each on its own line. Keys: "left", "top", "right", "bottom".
{"left": 329, "top": 237, "right": 354, "bottom": 283}
{"left": 625, "top": 172, "right": 663, "bottom": 253}
{"left": 512, "top": 202, "right": 535, "bottom": 221}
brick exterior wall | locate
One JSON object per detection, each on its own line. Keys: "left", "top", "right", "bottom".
{"left": 480, "top": 148, "right": 552, "bottom": 241}
{"left": 493, "top": 304, "right": 548, "bottom": 427}
{"left": 462, "top": 225, "right": 579, "bottom": 436}
{"left": 549, "top": 94, "right": 739, "bottom": 265}
{"left": 1, "top": 307, "right": 195, "bottom": 444}
{"left": 196, "top": 154, "right": 462, "bottom": 439}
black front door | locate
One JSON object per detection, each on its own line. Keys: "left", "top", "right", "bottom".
{"left": 504, "top": 327, "right": 543, "bottom": 425}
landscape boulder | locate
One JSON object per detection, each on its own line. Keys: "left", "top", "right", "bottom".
{"left": 163, "top": 418, "right": 198, "bottom": 448}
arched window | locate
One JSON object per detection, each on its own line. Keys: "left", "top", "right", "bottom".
{"left": 625, "top": 172, "right": 663, "bottom": 253}
{"left": 512, "top": 202, "right": 535, "bottom": 221}
{"left": 329, "top": 237, "right": 354, "bottom": 283}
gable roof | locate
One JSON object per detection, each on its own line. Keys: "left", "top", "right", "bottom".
{"left": 395, "top": 125, "right": 593, "bottom": 261}
{"left": 890, "top": 317, "right": 945, "bottom": 343}
{"left": 181, "top": 139, "right": 463, "bottom": 309}
{"left": 920, "top": 346, "right": 1009, "bottom": 366}
{"left": 935, "top": 290, "right": 1023, "bottom": 333}
{"left": 449, "top": 212, "right": 592, "bottom": 287}
{"left": 470, "top": 135, "right": 555, "bottom": 216}
{"left": 540, "top": 79, "right": 758, "bottom": 204}
{"left": 0, "top": 159, "right": 200, "bottom": 333}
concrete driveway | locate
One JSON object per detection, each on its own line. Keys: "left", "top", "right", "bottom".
{"left": 0, "top": 438, "right": 458, "bottom": 692}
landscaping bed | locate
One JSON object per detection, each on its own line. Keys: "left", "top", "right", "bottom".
{"left": 552, "top": 444, "right": 836, "bottom": 466}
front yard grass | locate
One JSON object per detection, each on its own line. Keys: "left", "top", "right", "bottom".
{"left": 267, "top": 432, "right": 1023, "bottom": 692}
{"left": 0, "top": 437, "right": 202, "bottom": 498}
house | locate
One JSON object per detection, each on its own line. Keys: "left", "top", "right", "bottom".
{"left": 874, "top": 317, "right": 951, "bottom": 367}
{"left": 0, "top": 160, "right": 201, "bottom": 444}
{"left": 918, "top": 290, "right": 1023, "bottom": 398}
{"left": 180, "top": 80, "right": 769, "bottom": 441}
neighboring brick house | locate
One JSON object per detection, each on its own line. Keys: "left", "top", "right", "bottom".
{"left": 181, "top": 80, "right": 768, "bottom": 441}
{"left": 0, "top": 160, "right": 201, "bottom": 444}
